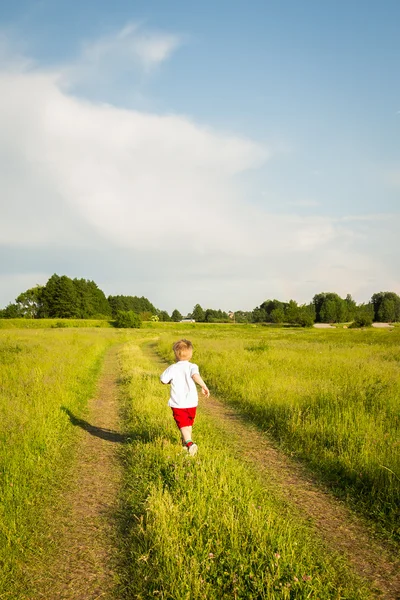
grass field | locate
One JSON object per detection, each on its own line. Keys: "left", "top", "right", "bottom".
{"left": 157, "top": 324, "right": 400, "bottom": 540}
{"left": 0, "top": 328, "right": 118, "bottom": 597}
{"left": 1, "top": 321, "right": 399, "bottom": 598}
{"left": 0, "top": 318, "right": 113, "bottom": 329}
{"left": 116, "top": 339, "right": 370, "bottom": 599}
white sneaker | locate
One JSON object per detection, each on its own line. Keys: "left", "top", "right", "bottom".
{"left": 188, "top": 443, "right": 198, "bottom": 456}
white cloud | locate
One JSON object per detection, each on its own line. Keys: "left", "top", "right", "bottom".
{"left": 0, "top": 69, "right": 268, "bottom": 255}
{"left": 60, "top": 22, "right": 181, "bottom": 88}
{"left": 0, "top": 45, "right": 399, "bottom": 311}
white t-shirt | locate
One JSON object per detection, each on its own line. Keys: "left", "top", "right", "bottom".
{"left": 160, "top": 361, "right": 200, "bottom": 408}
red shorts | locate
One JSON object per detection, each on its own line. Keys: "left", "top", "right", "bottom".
{"left": 171, "top": 407, "right": 197, "bottom": 429}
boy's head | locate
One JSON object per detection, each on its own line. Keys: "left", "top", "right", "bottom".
{"left": 173, "top": 339, "right": 193, "bottom": 361}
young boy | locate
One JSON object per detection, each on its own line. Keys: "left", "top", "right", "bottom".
{"left": 160, "top": 339, "right": 209, "bottom": 456}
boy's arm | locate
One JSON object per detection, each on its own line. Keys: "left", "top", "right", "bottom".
{"left": 192, "top": 373, "right": 210, "bottom": 397}
{"left": 160, "top": 365, "right": 173, "bottom": 385}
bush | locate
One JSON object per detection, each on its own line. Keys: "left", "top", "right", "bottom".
{"left": 286, "top": 312, "right": 314, "bottom": 328}
{"left": 349, "top": 313, "right": 373, "bottom": 328}
{"left": 140, "top": 311, "right": 153, "bottom": 321}
{"left": 297, "top": 313, "right": 315, "bottom": 327}
{"left": 114, "top": 310, "right": 142, "bottom": 329}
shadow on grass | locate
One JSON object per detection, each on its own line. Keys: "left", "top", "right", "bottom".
{"left": 60, "top": 406, "right": 155, "bottom": 444}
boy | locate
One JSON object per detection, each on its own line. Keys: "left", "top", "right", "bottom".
{"left": 160, "top": 339, "right": 209, "bottom": 456}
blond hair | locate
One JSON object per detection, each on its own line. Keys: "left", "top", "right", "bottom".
{"left": 173, "top": 339, "right": 193, "bottom": 361}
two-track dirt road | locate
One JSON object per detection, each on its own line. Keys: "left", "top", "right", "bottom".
{"left": 30, "top": 344, "right": 400, "bottom": 599}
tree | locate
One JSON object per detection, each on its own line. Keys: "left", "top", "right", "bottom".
{"left": 16, "top": 286, "right": 44, "bottom": 318}
{"left": 312, "top": 293, "right": 323, "bottom": 322}
{"left": 114, "top": 310, "right": 142, "bottom": 328}
{"left": 296, "top": 308, "right": 314, "bottom": 327}
{"left": 344, "top": 294, "right": 357, "bottom": 322}
{"left": 284, "top": 300, "right": 299, "bottom": 324}
{"left": 260, "top": 299, "right": 287, "bottom": 322}
{"left": 284, "top": 300, "right": 314, "bottom": 327}
{"left": 355, "top": 302, "right": 374, "bottom": 323}
{"left": 313, "top": 292, "right": 347, "bottom": 323}
{"left": 158, "top": 310, "right": 171, "bottom": 322}
{"left": 372, "top": 292, "right": 400, "bottom": 322}
{"left": 233, "top": 310, "right": 252, "bottom": 323}
{"left": 377, "top": 298, "right": 396, "bottom": 322}
{"left": 204, "top": 308, "right": 229, "bottom": 323}
{"left": 303, "top": 302, "right": 316, "bottom": 323}
{"left": 192, "top": 304, "right": 205, "bottom": 322}
{"left": 11, "top": 275, "right": 113, "bottom": 319}
{"left": 251, "top": 306, "right": 267, "bottom": 323}
{"left": 320, "top": 299, "right": 337, "bottom": 323}
{"left": 108, "top": 295, "right": 157, "bottom": 318}
{"left": 171, "top": 309, "right": 182, "bottom": 322}
{"left": 270, "top": 307, "right": 285, "bottom": 324}
{"left": 39, "top": 274, "right": 79, "bottom": 318}
{"left": 73, "top": 279, "right": 111, "bottom": 318}
{"left": 0, "top": 303, "right": 22, "bottom": 318}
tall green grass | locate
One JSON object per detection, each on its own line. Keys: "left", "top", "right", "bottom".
{"left": 0, "top": 318, "right": 113, "bottom": 329}
{"left": 0, "top": 328, "right": 117, "bottom": 598}
{"left": 116, "top": 339, "right": 370, "bottom": 599}
{"left": 157, "top": 326, "right": 400, "bottom": 540}
{"left": 2, "top": 323, "right": 397, "bottom": 597}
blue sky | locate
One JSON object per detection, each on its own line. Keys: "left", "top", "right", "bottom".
{"left": 0, "top": 1, "right": 399, "bottom": 312}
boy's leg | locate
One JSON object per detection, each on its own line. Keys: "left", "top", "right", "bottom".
{"left": 172, "top": 408, "right": 197, "bottom": 454}
{"left": 180, "top": 426, "right": 192, "bottom": 444}
{"left": 181, "top": 418, "right": 197, "bottom": 456}
{"left": 183, "top": 425, "right": 198, "bottom": 455}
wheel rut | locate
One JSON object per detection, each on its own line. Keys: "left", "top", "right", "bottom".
{"left": 31, "top": 345, "right": 123, "bottom": 600}
{"left": 203, "top": 398, "right": 400, "bottom": 600}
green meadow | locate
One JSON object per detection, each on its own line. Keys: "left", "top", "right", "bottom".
{"left": 0, "top": 318, "right": 113, "bottom": 329}
{"left": 0, "top": 320, "right": 399, "bottom": 598}
{"left": 157, "top": 324, "right": 400, "bottom": 540}
{"left": 117, "top": 340, "right": 369, "bottom": 599}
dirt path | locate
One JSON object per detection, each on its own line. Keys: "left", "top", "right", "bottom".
{"left": 30, "top": 342, "right": 399, "bottom": 599}
{"left": 202, "top": 399, "right": 400, "bottom": 599}
{"left": 146, "top": 344, "right": 400, "bottom": 600}
{"left": 32, "top": 346, "right": 123, "bottom": 599}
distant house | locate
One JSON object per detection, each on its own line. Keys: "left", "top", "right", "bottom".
{"left": 228, "top": 311, "right": 235, "bottom": 320}
{"left": 180, "top": 316, "right": 195, "bottom": 323}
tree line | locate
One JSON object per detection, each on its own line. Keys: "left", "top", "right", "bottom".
{"left": 0, "top": 274, "right": 399, "bottom": 326}
{"left": 183, "top": 291, "right": 400, "bottom": 326}
{"left": 0, "top": 274, "right": 157, "bottom": 320}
